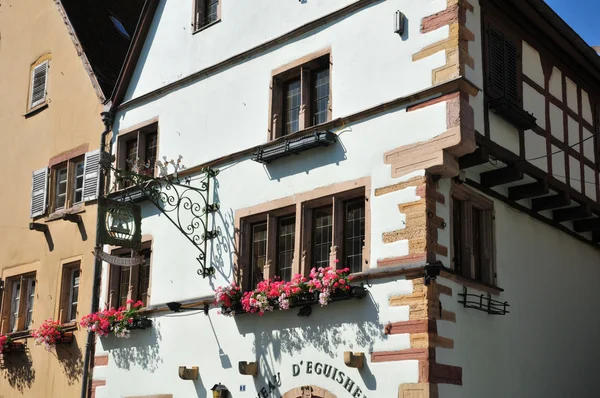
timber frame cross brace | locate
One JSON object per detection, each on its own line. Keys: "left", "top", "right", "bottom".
{"left": 100, "top": 152, "right": 220, "bottom": 277}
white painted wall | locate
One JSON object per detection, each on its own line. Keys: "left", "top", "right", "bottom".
{"left": 96, "top": 1, "right": 458, "bottom": 396}
{"left": 93, "top": 276, "right": 426, "bottom": 398}
{"left": 435, "top": 189, "right": 600, "bottom": 398}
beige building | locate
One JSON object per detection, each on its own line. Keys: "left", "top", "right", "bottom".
{"left": 0, "top": 0, "right": 142, "bottom": 396}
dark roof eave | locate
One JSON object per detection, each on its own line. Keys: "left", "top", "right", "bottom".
{"left": 108, "top": 0, "right": 161, "bottom": 108}
{"left": 521, "top": 0, "right": 600, "bottom": 80}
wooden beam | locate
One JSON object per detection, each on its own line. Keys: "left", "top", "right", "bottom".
{"left": 573, "top": 218, "right": 600, "bottom": 233}
{"left": 466, "top": 179, "right": 600, "bottom": 250}
{"left": 508, "top": 181, "right": 549, "bottom": 201}
{"left": 553, "top": 205, "right": 591, "bottom": 223}
{"left": 459, "top": 147, "right": 489, "bottom": 169}
{"left": 480, "top": 166, "right": 524, "bottom": 187}
{"left": 531, "top": 192, "right": 570, "bottom": 212}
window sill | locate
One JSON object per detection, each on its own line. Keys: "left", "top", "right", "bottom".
{"left": 192, "top": 19, "right": 221, "bottom": 35}
{"left": 440, "top": 269, "right": 503, "bottom": 296}
{"left": 24, "top": 102, "right": 49, "bottom": 118}
{"left": 487, "top": 96, "right": 536, "bottom": 130}
{"left": 46, "top": 205, "right": 86, "bottom": 222}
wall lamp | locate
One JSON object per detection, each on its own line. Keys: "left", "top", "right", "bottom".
{"left": 211, "top": 383, "right": 229, "bottom": 398}
{"left": 167, "top": 301, "right": 210, "bottom": 315}
{"left": 395, "top": 10, "right": 406, "bottom": 35}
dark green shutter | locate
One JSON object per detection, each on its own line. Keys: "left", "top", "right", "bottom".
{"left": 488, "top": 26, "right": 519, "bottom": 102}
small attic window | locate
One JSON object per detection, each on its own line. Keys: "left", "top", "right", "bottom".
{"left": 110, "top": 15, "right": 130, "bottom": 39}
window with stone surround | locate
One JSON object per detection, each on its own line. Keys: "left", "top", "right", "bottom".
{"left": 107, "top": 242, "right": 152, "bottom": 308}
{"left": 116, "top": 123, "right": 158, "bottom": 189}
{"left": 269, "top": 50, "right": 332, "bottom": 140}
{"left": 237, "top": 182, "right": 369, "bottom": 291}
{"left": 1, "top": 273, "right": 36, "bottom": 334}
{"left": 58, "top": 261, "right": 81, "bottom": 323}
{"left": 451, "top": 182, "right": 496, "bottom": 285}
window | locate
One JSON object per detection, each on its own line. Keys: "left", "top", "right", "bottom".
{"left": 50, "top": 156, "right": 85, "bottom": 212}
{"left": 29, "top": 60, "right": 49, "bottom": 109}
{"left": 485, "top": 23, "right": 520, "bottom": 104}
{"left": 270, "top": 53, "right": 331, "bottom": 140}
{"left": 30, "top": 149, "right": 100, "bottom": 218}
{"left": 193, "top": 0, "right": 220, "bottom": 32}
{"left": 239, "top": 185, "right": 367, "bottom": 290}
{"left": 117, "top": 124, "right": 158, "bottom": 188}
{"left": 451, "top": 182, "right": 495, "bottom": 285}
{"left": 59, "top": 262, "right": 80, "bottom": 323}
{"left": 108, "top": 244, "right": 152, "bottom": 308}
{"left": 2, "top": 273, "right": 36, "bottom": 334}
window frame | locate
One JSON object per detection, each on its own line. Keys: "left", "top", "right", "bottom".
{"left": 28, "top": 59, "right": 49, "bottom": 112}
{"left": 192, "top": 0, "right": 221, "bottom": 33}
{"left": 116, "top": 122, "right": 159, "bottom": 189}
{"left": 483, "top": 17, "right": 523, "bottom": 106}
{"left": 106, "top": 241, "right": 153, "bottom": 309}
{"left": 269, "top": 49, "right": 332, "bottom": 141}
{"left": 450, "top": 181, "right": 496, "bottom": 286}
{"left": 59, "top": 261, "right": 81, "bottom": 324}
{"left": 236, "top": 179, "right": 370, "bottom": 291}
{"left": 1, "top": 273, "right": 37, "bottom": 334}
{"left": 49, "top": 155, "right": 85, "bottom": 213}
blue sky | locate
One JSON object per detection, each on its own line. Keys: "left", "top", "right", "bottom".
{"left": 545, "top": 0, "right": 600, "bottom": 46}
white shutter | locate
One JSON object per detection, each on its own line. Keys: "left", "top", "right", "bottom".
{"left": 82, "top": 149, "right": 101, "bottom": 202}
{"left": 30, "top": 61, "right": 49, "bottom": 108}
{"left": 30, "top": 167, "right": 48, "bottom": 218}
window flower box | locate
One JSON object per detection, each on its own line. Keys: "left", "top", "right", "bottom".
{"left": 215, "top": 265, "right": 366, "bottom": 317}
{"left": 81, "top": 300, "right": 151, "bottom": 338}
{"left": 32, "top": 319, "right": 73, "bottom": 351}
{"left": 126, "top": 318, "right": 152, "bottom": 330}
{"left": 57, "top": 331, "right": 74, "bottom": 344}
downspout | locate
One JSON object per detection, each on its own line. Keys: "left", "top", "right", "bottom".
{"left": 81, "top": 108, "right": 114, "bottom": 398}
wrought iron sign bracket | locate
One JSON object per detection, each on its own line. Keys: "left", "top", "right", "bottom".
{"left": 102, "top": 154, "right": 220, "bottom": 278}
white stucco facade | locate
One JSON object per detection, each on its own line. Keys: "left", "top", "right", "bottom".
{"left": 91, "top": 0, "right": 600, "bottom": 397}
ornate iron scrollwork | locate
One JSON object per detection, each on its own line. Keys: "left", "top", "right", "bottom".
{"left": 101, "top": 154, "right": 220, "bottom": 278}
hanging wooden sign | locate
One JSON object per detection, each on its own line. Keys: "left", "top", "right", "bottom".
{"left": 93, "top": 248, "right": 145, "bottom": 266}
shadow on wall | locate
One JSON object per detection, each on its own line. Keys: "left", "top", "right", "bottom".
{"left": 232, "top": 286, "right": 384, "bottom": 395}
{"left": 101, "top": 319, "right": 163, "bottom": 372}
{"left": 263, "top": 138, "right": 348, "bottom": 182}
{"left": 56, "top": 337, "right": 84, "bottom": 385}
{"left": 1, "top": 349, "right": 35, "bottom": 392}
{"left": 208, "top": 178, "right": 237, "bottom": 289}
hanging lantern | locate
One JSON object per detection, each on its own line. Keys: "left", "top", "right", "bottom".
{"left": 98, "top": 198, "right": 141, "bottom": 250}
{"left": 211, "top": 383, "right": 229, "bottom": 398}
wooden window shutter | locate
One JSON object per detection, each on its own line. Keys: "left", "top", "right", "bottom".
{"left": 30, "top": 61, "right": 49, "bottom": 108}
{"left": 503, "top": 39, "right": 519, "bottom": 102}
{"left": 82, "top": 149, "right": 101, "bottom": 202}
{"left": 488, "top": 26, "right": 519, "bottom": 103}
{"left": 30, "top": 167, "right": 48, "bottom": 218}
{"left": 488, "top": 27, "right": 506, "bottom": 98}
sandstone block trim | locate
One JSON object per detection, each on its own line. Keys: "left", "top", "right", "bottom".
{"left": 94, "top": 355, "right": 109, "bottom": 367}
{"left": 91, "top": 380, "right": 106, "bottom": 398}
{"left": 414, "top": 0, "right": 475, "bottom": 86}
{"left": 377, "top": 278, "right": 462, "bottom": 396}
{"left": 399, "top": 383, "right": 439, "bottom": 398}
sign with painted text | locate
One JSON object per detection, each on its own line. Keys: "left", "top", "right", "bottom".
{"left": 252, "top": 361, "right": 368, "bottom": 398}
